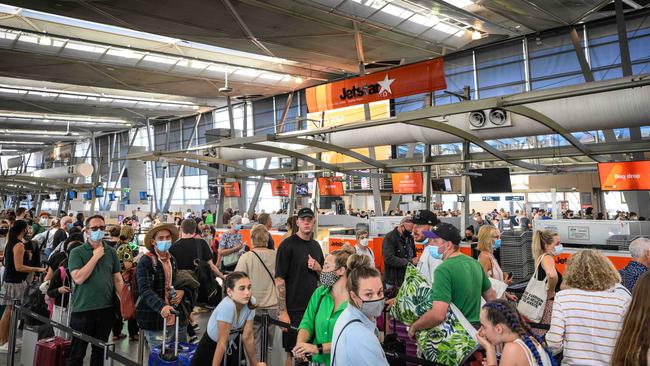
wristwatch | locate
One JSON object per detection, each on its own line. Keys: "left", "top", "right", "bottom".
{"left": 317, "top": 343, "right": 323, "bottom": 354}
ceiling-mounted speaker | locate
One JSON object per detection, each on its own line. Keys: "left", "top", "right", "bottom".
{"left": 488, "top": 108, "right": 508, "bottom": 125}
{"left": 468, "top": 109, "right": 511, "bottom": 130}
{"left": 468, "top": 110, "right": 487, "bottom": 128}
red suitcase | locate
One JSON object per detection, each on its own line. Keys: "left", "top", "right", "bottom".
{"left": 34, "top": 281, "right": 72, "bottom": 366}
{"left": 34, "top": 336, "right": 71, "bottom": 366}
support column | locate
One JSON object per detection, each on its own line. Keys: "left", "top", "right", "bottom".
{"left": 569, "top": 27, "right": 594, "bottom": 82}
{"left": 288, "top": 158, "right": 298, "bottom": 217}
{"left": 460, "top": 141, "right": 471, "bottom": 232}
{"left": 89, "top": 134, "right": 99, "bottom": 216}
{"left": 162, "top": 114, "right": 202, "bottom": 213}
{"left": 145, "top": 119, "right": 160, "bottom": 213}
{"left": 423, "top": 144, "right": 432, "bottom": 211}
{"left": 111, "top": 128, "right": 140, "bottom": 204}
{"left": 615, "top": 0, "right": 633, "bottom": 77}
{"left": 247, "top": 158, "right": 272, "bottom": 216}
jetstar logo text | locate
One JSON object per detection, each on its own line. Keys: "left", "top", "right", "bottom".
{"left": 306, "top": 59, "right": 446, "bottom": 113}
{"left": 339, "top": 75, "right": 394, "bottom": 100}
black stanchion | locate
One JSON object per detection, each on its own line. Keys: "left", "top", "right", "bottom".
{"left": 6, "top": 299, "right": 21, "bottom": 366}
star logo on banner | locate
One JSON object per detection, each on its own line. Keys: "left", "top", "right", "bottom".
{"left": 377, "top": 74, "right": 395, "bottom": 96}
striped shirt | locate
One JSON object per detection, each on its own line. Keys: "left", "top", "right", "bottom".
{"left": 546, "top": 287, "right": 631, "bottom": 366}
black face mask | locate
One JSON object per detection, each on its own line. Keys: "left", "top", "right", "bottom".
{"left": 0, "top": 228, "right": 7, "bottom": 235}
{"left": 402, "top": 229, "right": 411, "bottom": 237}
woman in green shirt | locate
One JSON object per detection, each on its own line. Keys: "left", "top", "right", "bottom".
{"left": 293, "top": 245, "right": 355, "bottom": 366}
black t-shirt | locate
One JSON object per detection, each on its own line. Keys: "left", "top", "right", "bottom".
{"left": 169, "top": 237, "right": 213, "bottom": 271}
{"left": 275, "top": 234, "right": 324, "bottom": 313}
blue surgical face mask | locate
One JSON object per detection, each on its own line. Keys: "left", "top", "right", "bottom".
{"left": 67, "top": 223, "right": 74, "bottom": 230}
{"left": 156, "top": 240, "right": 172, "bottom": 252}
{"left": 493, "top": 238, "right": 502, "bottom": 250}
{"left": 90, "top": 229, "right": 104, "bottom": 242}
{"left": 552, "top": 244, "right": 564, "bottom": 256}
{"left": 234, "top": 224, "right": 242, "bottom": 230}
{"left": 428, "top": 245, "right": 443, "bottom": 260}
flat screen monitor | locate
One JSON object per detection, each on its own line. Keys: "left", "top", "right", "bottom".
{"left": 68, "top": 191, "right": 77, "bottom": 200}
{"left": 598, "top": 161, "right": 650, "bottom": 191}
{"left": 296, "top": 183, "right": 309, "bottom": 196}
{"left": 95, "top": 186, "right": 104, "bottom": 197}
{"left": 431, "top": 178, "right": 452, "bottom": 192}
{"left": 469, "top": 168, "right": 512, "bottom": 193}
{"left": 139, "top": 191, "right": 148, "bottom": 200}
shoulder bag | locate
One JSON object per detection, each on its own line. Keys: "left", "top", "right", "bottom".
{"left": 517, "top": 254, "right": 550, "bottom": 323}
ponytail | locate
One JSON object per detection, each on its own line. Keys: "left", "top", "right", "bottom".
{"left": 532, "top": 230, "right": 556, "bottom": 261}
{"left": 346, "top": 254, "right": 380, "bottom": 298}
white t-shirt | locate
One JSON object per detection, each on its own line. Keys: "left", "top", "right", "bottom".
{"left": 417, "top": 243, "right": 442, "bottom": 285}
{"left": 207, "top": 297, "right": 255, "bottom": 342}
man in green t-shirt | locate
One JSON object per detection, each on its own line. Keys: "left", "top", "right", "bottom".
{"left": 408, "top": 223, "right": 495, "bottom": 338}
{"left": 68, "top": 215, "right": 124, "bottom": 366}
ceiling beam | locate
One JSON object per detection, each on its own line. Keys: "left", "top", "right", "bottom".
{"left": 569, "top": 26, "right": 594, "bottom": 82}
{"left": 402, "top": 119, "right": 551, "bottom": 171}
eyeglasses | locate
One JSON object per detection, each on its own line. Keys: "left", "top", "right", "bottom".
{"left": 89, "top": 226, "right": 106, "bottom": 232}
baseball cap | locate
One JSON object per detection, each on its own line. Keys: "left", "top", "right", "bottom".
{"left": 430, "top": 222, "right": 462, "bottom": 245}
{"left": 297, "top": 207, "right": 315, "bottom": 219}
{"left": 412, "top": 210, "right": 440, "bottom": 226}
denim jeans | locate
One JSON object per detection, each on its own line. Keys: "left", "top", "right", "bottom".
{"left": 144, "top": 321, "right": 188, "bottom": 350}
{"left": 68, "top": 307, "right": 114, "bottom": 366}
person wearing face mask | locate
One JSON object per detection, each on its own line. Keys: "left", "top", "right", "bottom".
{"left": 329, "top": 254, "right": 389, "bottom": 366}
{"left": 218, "top": 215, "right": 246, "bottom": 272}
{"left": 32, "top": 212, "right": 50, "bottom": 236}
{"left": 409, "top": 223, "right": 496, "bottom": 338}
{"left": 292, "top": 245, "right": 354, "bottom": 365}
{"left": 477, "top": 226, "right": 518, "bottom": 302}
{"left": 354, "top": 230, "right": 375, "bottom": 267}
{"left": 530, "top": 230, "right": 563, "bottom": 337}
{"left": 411, "top": 210, "right": 442, "bottom": 284}
{"left": 0, "top": 220, "right": 48, "bottom": 352}
{"left": 135, "top": 223, "right": 188, "bottom": 348}
{"left": 382, "top": 216, "right": 416, "bottom": 290}
{"left": 66, "top": 215, "right": 124, "bottom": 366}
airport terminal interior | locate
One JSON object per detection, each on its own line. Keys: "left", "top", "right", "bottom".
{"left": 0, "top": 0, "right": 649, "bottom": 365}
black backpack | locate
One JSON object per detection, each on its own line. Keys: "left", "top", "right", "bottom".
{"left": 193, "top": 239, "right": 221, "bottom": 306}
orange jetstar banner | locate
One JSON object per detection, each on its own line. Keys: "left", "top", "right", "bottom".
{"left": 223, "top": 182, "right": 241, "bottom": 197}
{"left": 318, "top": 177, "right": 345, "bottom": 196}
{"left": 391, "top": 172, "right": 423, "bottom": 194}
{"left": 270, "top": 179, "right": 291, "bottom": 197}
{"left": 598, "top": 161, "right": 650, "bottom": 191}
{"left": 306, "top": 58, "right": 446, "bottom": 113}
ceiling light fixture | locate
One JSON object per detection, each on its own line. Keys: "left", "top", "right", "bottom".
{"left": 472, "top": 30, "right": 482, "bottom": 40}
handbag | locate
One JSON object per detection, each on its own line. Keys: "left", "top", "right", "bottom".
{"left": 517, "top": 254, "right": 549, "bottom": 323}
{"left": 222, "top": 251, "right": 240, "bottom": 268}
{"left": 119, "top": 268, "right": 136, "bottom": 320}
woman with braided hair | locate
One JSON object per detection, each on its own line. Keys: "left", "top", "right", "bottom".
{"left": 477, "top": 299, "right": 555, "bottom": 366}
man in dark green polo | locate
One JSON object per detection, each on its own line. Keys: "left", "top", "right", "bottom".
{"left": 68, "top": 215, "right": 124, "bottom": 366}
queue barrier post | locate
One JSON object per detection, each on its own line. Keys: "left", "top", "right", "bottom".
{"left": 104, "top": 342, "right": 116, "bottom": 366}
{"left": 6, "top": 299, "right": 21, "bottom": 366}
{"left": 137, "top": 329, "right": 145, "bottom": 365}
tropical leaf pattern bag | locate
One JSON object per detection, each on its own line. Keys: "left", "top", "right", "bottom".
{"left": 390, "top": 265, "right": 479, "bottom": 366}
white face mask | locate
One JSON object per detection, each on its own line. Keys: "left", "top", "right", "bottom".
{"left": 359, "top": 238, "right": 369, "bottom": 247}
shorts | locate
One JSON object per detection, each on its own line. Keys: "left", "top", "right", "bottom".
{"left": 0, "top": 281, "right": 27, "bottom": 306}
{"left": 282, "top": 311, "right": 304, "bottom": 353}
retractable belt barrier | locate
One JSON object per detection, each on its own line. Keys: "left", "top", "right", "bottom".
{"left": 2, "top": 294, "right": 140, "bottom": 366}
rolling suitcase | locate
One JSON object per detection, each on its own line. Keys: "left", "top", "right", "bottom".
{"left": 148, "top": 310, "right": 197, "bottom": 366}
{"left": 33, "top": 291, "right": 72, "bottom": 366}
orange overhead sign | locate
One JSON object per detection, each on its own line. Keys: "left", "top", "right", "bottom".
{"left": 391, "top": 172, "right": 423, "bottom": 194}
{"left": 598, "top": 161, "right": 650, "bottom": 191}
{"left": 305, "top": 58, "right": 446, "bottom": 113}
{"left": 318, "top": 177, "right": 344, "bottom": 196}
{"left": 223, "top": 182, "right": 241, "bottom": 197}
{"left": 270, "top": 179, "right": 291, "bottom": 197}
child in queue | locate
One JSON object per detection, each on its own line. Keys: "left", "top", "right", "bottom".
{"left": 190, "top": 272, "right": 266, "bottom": 366}
{"left": 477, "top": 299, "right": 555, "bottom": 366}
